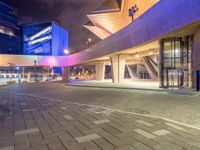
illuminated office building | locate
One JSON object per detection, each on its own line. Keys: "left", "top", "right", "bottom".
{"left": 82, "top": 0, "right": 198, "bottom": 88}
{"left": 22, "top": 22, "right": 68, "bottom": 56}
{"left": 0, "top": 0, "right": 21, "bottom": 54}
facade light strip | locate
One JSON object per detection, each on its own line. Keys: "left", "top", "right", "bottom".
{"left": 28, "top": 26, "right": 52, "bottom": 41}
{"left": 29, "top": 35, "right": 52, "bottom": 45}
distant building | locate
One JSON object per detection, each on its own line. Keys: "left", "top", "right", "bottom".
{"left": 0, "top": 0, "right": 22, "bottom": 54}
{"left": 22, "top": 22, "right": 68, "bottom": 56}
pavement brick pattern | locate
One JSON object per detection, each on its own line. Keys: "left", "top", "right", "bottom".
{"left": 1, "top": 91, "right": 200, "bottom": 150}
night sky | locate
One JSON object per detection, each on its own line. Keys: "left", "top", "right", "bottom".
{"left": 14, "top": 0, "right": 105, "bottom": 52}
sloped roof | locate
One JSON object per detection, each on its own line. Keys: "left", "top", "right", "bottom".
{"left": 92, "top": 0, "right": 121, "bottom": 13}
{"left": 86, "top": 0, "right": 159, "bottom": 39}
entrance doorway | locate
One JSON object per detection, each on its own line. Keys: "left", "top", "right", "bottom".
{"left": 165, "top": 68, "right": 184, "bottom": 87}
{"left": 160, "top": 36, "right": 192, "bottom": 88}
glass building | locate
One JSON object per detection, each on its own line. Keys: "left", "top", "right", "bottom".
{"left": 22, "top": 22, "right": 68, "bottom": 56}
{"left": 0, "top": 0, "right": 22, "bottom": 54}
{"left": 160, "top": 36, "right": 193, "bottom": 88}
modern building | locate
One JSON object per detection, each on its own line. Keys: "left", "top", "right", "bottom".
{"left": 0, "top": 0, "right": 200, "bottom": 90}
{"left": 80, "top": 0, "right": 199, "bottom": 89}
{"left": 22, "top": 22, "right": 68, "bottom": 56}
{"left": 0, "top": 0, "right": 21, "bottom": 54}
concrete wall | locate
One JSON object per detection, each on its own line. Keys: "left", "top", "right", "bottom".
{"left": 52, "top": 23, "right": 68, "bottom": 56}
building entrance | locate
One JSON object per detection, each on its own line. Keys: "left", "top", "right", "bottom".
{"left": 165, "top": 68, "right": 184, "bottom": 87}
{"left": 160, "top": 36, "right": 192, "bottom": 88}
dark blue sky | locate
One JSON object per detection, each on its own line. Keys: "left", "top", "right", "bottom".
{"left": 14, "top": 0, "right": 105, "bottom": 52}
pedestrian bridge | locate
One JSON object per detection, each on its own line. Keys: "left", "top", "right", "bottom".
{"left": 0, "top": 0, "right": 200, "bottom": 68}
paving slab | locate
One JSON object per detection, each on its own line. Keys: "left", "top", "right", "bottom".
{"left": 63, "top": 114, "right": 74, "bottom": 120}
{"left": 75, "top": 134, "right": 101, "bottom": 143}
{"left": 14, "top": 128, "right": 39, "bottom": 136}
{"left": 93, "top": 119, "right": 111, "bottom": 124}
{"left": 152, "top": 129, "right": 171, "bottom": 136}
{"left": 134, "top": 129, "right": 157, "bottom": 139}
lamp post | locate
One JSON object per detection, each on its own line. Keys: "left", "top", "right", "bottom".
{"left": 129, "top": 4, "right": 139, "bottom": 22}
{"left": 16, "top": 66, "right": 21, "bottom": 83}
{"left": 8, "top": 63, "right": 15, "bottom": 80}
{"left": 64, "top": 49, "right": 70, "bottom": 55}
{"left": 86, "top": 38, "right": 92, "bottom": 48}
{"left": 34, "top": 60, "right": 37, "bottom": 82}
{"left": 22, "top": 66, "right": 25, "bottom": 82}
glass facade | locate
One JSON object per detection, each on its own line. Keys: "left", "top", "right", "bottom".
{"left": 22, "top": 22, "right": 68, "bottom": 56}
{"left": 0, "top": 33, "right": 21, "bottom": 54}
{"left": 0, "top": 0, "right": 22, "bottom": 54}
{"left": 22, "top": 23, "right": 52, "bottom": 55}
{"left": 0, "top": 0, "right": 17, "bottom": 27}
{"left": 160, "top": 36, "right": 192, "bottom": 88}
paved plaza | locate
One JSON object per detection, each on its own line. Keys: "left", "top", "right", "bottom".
{"left": 1, "top": 83, "right": 200, "bottom": 150}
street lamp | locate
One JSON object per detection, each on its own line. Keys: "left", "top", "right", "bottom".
{"left": 34, "top": 60, "right": 37, "bottom": 82}
{"left": 135, "top": 54, "right": 140, "bottom": 58}
{"left": 129, "top": 4, "right": 139, "bottom": 22}
{"left": 87, "top": 38, "right": 92, "bottom": 48}
{"left": 64, "top": 49, "right": 70, "bottom": 55}
{"left": 16, "top": 66, "right": 20, "bottom": 70}
{"left": 15, "top": 67, "right": 21, "bottom": 83}
{"left": 8, "top": 63, "right": 15, "bottom": 80}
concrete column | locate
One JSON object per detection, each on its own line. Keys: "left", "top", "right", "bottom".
{"left": 95, "top": 62, "right": 105, "bottom": 81}
{"left": 127, "top": 65, "right": 138, "bottom": 79}
{"left": 62, "top": 67, "right": 70, "bottom": 82}
{"left": 159, "top": 40, "right": 164, "bottom": 87}
{"left": 142, "top": 57, "right": 158, "bottom": 80}
{"left": 192, "top": 29, "right": 200, "bottom": 88}
{"left": 110, "top": 55, "right": 126, "bottom": 83}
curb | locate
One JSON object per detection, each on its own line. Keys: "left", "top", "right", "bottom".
{"left": 66, "top": 84, "right": 198, "bottom": 96}
{"left": 66, "top": 83, "right": 164, "bottom": 92}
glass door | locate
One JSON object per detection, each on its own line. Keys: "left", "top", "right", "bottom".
{"left": 166, "top": 69, "right": 184, "bottom": 87}
{"left": 160, "top": 36, "right": 192, "bottom": 88}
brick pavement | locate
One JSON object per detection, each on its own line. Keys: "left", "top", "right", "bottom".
{"left": 1, "top": 91, "right": 200, "bottom": 150}
{"left": 4, "top": 82, "right": 200, "bottom": 128}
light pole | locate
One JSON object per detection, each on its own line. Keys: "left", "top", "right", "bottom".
{"left": 34, "top": 60, "right": 37, "bottom": 82}
{"left": 86, "top": 38, "right": 92, "bottom": 48}
{"left": 64, "top": 49, "right": 70, "bottom": 55}
{"left": 22, "top": 66, "right": 25, "bottom": 82}
{"left": 129, "top": 4, "right": 139, "bottom": 22}
{"left": 16, "top": 66, "right": 21, "bottom": 83}
{"left": 8, "top": 63, "right": 15, "bottom": 80}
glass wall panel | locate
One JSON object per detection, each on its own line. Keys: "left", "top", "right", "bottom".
{"left": 160, "top": 36, "right": 192, "bottom": 88}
